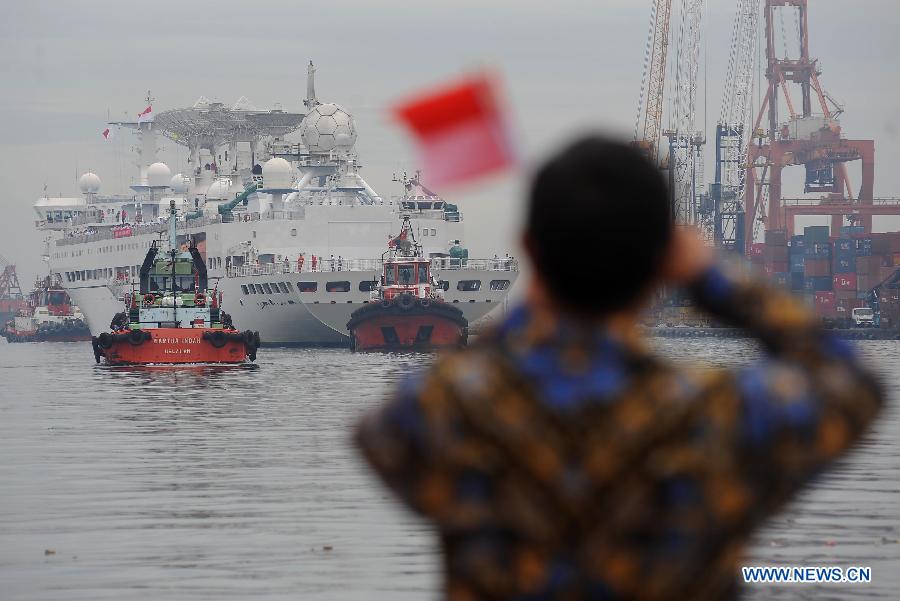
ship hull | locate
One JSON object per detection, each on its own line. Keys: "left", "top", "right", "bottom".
{"left": 2, "top": 327, "right": 92, "bottom": 343}
{"left": 347, "top": 298, "right": 467, "bottom": 352}
{"left": 92, "top": 328, "right": 256, "bottom": 365}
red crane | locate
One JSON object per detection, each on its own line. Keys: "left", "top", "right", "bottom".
{"left": 744, "top": 0, "right": 883, "bottom": 244}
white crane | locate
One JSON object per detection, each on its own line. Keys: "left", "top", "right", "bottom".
{"left": 714, "top": 0, "right": 761, "bottom": 252}
{"left": 665, "top": 0, "right": 706, "bottom": 226}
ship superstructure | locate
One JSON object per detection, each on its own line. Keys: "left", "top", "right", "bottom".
{"left": 35, "top": 63, "right": 518, "bottom": 345}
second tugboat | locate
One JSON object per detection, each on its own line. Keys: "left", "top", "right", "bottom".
{"left": 91, "top": 200, "right": 260, "bottom": 365}
{"left": 1, "top": 273, "right": 91, "bottom": 343}
{"left": 347, "top": 217, "right": 468, "bottom": 351}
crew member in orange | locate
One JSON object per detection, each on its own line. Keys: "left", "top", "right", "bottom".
{"left": 298, "top": 254, "right": 305, "bottom": 273}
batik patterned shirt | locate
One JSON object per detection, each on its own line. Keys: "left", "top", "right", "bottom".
{"left": 356, "top": 268, "right": 883, "bottom": 601}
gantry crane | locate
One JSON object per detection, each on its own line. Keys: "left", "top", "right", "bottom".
{"left": 634, "top": 0, "right": 674, "bottom": 166}
{"left": 711, "top": 0, "right": 760, "bottom": 253}
{"left": 745, "top": 0, "right": 881, "bottom": 243}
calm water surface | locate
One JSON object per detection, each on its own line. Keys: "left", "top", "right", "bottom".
{"left": 0, "top": 339, "right": 897, "bottom": 600}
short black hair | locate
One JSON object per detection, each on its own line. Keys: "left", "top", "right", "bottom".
{"left": 526, "top": 135, "right": 672, "bottom": 316}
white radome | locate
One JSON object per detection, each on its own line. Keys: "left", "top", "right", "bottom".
{"left": 205, "top": 179, "right": 232, "bottom": 200}
{"left": 78, "top": 172, "right": 102, "bottom": 194}
{"left": 170, "top": 174, "right": 189, "bottom": 194}
{"left": 262, "top": 157, "right": 294, "bottom": 189}
{"left": 147, "top": 162, "right": 173, "bottom": 187}
{"left": 300, "top": 103, "right": 357, "bottom": 153}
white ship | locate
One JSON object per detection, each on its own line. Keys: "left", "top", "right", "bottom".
{"left": 35, "top": 63, "right": 518, "bottom": 345}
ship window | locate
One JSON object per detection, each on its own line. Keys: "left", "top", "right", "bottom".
{"left": 457, "top": 280, "right": 481, "bottom": 292}
{"left": 385, "top": 266, "right": 396, "bottom": 286}
{"left": 397, "top": 265, "right": 415, "bottom": 286}
{"left": 248, "top": 285, "right": 257, "bottom": 294}
{"left": 255, "top": 284, "right": 265, "bottom": 294}
{"left": 326, "top": 281, "right": 351, "bottom": 293}
{"left": 422, "top": 229, "right": 429, "bottom": 237}
{"left": 439, "top": 280, "right": 449, "bottom": 291}
{"left": 298, "top": 281, "right": 318, "bottom": 293}
{"left": 359, "top": 280, "right": 378, "bottom": 292}
{"left": 291, "top": 228, "right": 297, "bottom": 237}
{"left": 284, "top": 282, "right": 294, "bottom": 292}
{"left": 278, "top": 282, "right": 289, "bottom": 293}
{"left": 241, "top": 285, "right": 249, "bottom": 295}
{"left": 430, "top": 228, "right": 437, "bottom": 236}
{"left": 263, "top": 283, "right": 273, "bottom": 294}
{"left": 490, "top": 279, "right": 511, "bottom": 291}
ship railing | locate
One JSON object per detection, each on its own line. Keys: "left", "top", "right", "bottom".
{"left": 225, "top": 257, "right": 519, "bottom": 278}
{"left": 430, "top": 258, "right": 519, "bottom": 272}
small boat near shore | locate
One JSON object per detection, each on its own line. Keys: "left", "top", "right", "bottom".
{"left": 92, "top": 200, "right": 259, "bottom": 365}
{"left": 347, "top": 216, "right": 468, "bottom": 351}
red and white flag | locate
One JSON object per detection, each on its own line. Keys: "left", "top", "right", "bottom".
{"left": 137, "top": 105, "right": 154, "bottom": 124}
{"left": 392, "top": 71, "right": 515, "bottom": 188}
{"left": 102, "top": 127, "right": 114, "bottom": 140}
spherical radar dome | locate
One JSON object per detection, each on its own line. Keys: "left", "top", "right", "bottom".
{"left": 147, "top": 162, "right": 173, "bottom": 188}
{"left": 170, "top": 174, "right": 189, "bottom": 194}
{"left": 300, "top": 103, "right": 357, "bottom": 154}
{"left": 205, "top": 179, "right": 232, "bottom": 200}
{"left": 262, "top": 157, "right": 294, "bottom": 189}
{"left": 78, "top": 172, "right": 102, "bottom": 194}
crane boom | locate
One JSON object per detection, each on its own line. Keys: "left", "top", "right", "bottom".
{"left": 634, "top": 0, "right": 674, "bottom": 165}
{"left": 713, "top": 0, "right": 760, "bottom": 253}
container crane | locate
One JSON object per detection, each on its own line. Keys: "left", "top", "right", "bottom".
{"left": 745, "top": 0, "right": 879, "bottom": 244}
{"left": 711, "top": 0, "right": 760, "bottom": 253}
{"left": 634, "top": 0, "right": 674, "bottom": 165}
{"left": 665, "top": 0, "right": 706, "bottom": 227}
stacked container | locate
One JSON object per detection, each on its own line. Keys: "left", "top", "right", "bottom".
{"left": 764, "top": 230, "right": 789, "bottom": 286}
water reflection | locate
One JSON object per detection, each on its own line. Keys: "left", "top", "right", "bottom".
{"left": 0, "top": 340, "right": 897, "bottom": 599}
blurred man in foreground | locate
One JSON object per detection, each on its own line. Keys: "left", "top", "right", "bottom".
{"left": 356, "top": 137, "right": 883, "bottom": 600}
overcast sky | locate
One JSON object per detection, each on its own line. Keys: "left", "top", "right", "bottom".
{"left": 1, "top": 0, "right": 899, "bottom": 285}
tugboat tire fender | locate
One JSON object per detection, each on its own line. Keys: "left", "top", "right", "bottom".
{"left": 127, "top": 329, "right": 149, "bottom": 346}
{"left": 204, "top": 330, "right": 228, "bottom": 348}
{"left": 242, "top": 330, "right": 256, "bottom": 347}
{"left": 97, "top": 332, "right": 114, "bottom": 349}
{"left": 419, "top": 297, "right": 431, "bottom": 308}
{"left": 380, "top": 298, "right": 392, "bottom": 309}
{"left": 396, "top": 294, "right": 416, "bottom": 311}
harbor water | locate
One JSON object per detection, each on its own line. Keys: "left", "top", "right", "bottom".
{"left": 1, "top": 339, "right": 898, "bottom": 600}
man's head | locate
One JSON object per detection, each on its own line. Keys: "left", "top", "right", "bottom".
{"left": 525, "top": 136, "right": 672, "bottom": 317}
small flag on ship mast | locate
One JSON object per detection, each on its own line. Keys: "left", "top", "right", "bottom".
{"left": 391, "top": 71, "right": 515, "bottom": 188}
{"left": 102, "top": 127, "right": 114, "bottom": 140}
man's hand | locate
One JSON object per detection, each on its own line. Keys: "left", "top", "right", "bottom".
{"left": 660, "top": 226, "right": 716, "bottom": 286}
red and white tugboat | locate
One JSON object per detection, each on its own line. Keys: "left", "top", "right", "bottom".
{"left": 346, "top": 217, "right": 468, "bottom": 351}
{"left": 91, "top": 200, "right": 260, "bottom": 365}
{"left": 1, "top": 273, "right": 91, "bottom": 343}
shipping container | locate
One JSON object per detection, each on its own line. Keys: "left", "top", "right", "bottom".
{"left": 833, "top": 256, "right": 855, "bottom": 273}
{"left": 856, "top": 239, "right": 873, "bottom": 257}
{"left": 814, "top": 291, "right": 837, "bottom": 318}
{"left": 772, "top": 272, "right": 789, "bottom": 287}
{"left": 765, "top": 230, "right": 788, "bottom": 246}
{"left": 804, "top": 258, "right": 831, "bottom": 277}
{"left": 790, "top": 254, "right": 805, "bottom": 272}
{"left": 764, "top": 246, "right": 790, "bottom": 263}
{"left": 804, "top": 225, "right": 830, "bottom": 244}
{"left": 856, "top": 255, "right": 884, "bottom": 276}
{"left": 750, "top": 243, "right": 764, "bottom": 258}
{"left": 833, "top": 273, "right": 857, "bottom": 291}
{"left": 791, "top": 272, "right": 805, "bottom": 291}
{"left": 840, "top": 226, "right": 865, "bottom": 237}
{"left": 833, "top": 238, "right": 855, "bottom": 253}
{"left": 804, "top": 276, "right": 833, "bottom": 292}
{"left": 790, "top": 235, "right": 806, "bottom": 250}
{"left": 804, "top": 243, "right": 831, "bottom": 259}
